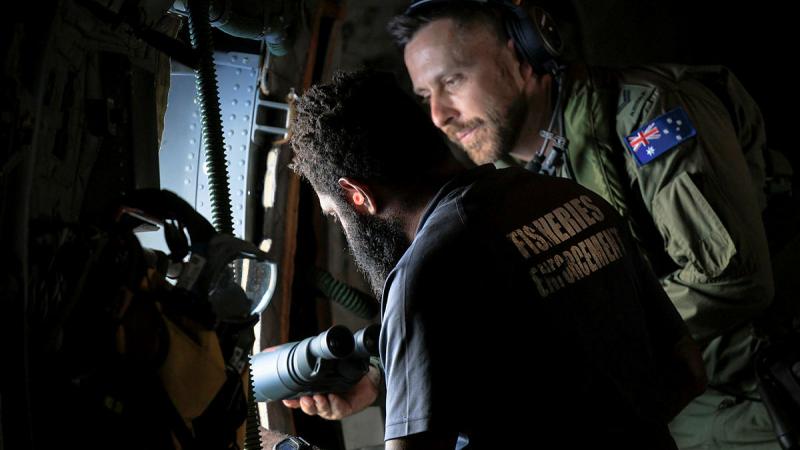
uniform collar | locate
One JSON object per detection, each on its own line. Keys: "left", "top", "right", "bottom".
{"left": 493, "top": 153, "right": 523, "bottom": 169}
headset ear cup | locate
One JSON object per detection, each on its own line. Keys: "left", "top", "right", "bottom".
{"left": 505, "top": 12, "right": 543, "bottom": 72}
{"left": 503, "top": 3, "right": 562, "bottom": 74}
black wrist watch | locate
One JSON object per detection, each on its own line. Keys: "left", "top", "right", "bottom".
{"left": 273, "top": 436, "right": 312, "bottom": 450}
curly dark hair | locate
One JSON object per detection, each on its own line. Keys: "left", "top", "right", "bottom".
{"left": 387, "top": 2, "right": 508, "bottom": 50}
{"left": 290, "top": 70, "right": 450, "bottom": 199}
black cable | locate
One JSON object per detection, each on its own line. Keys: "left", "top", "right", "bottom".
{"left": 525, "top": 68, "right": 569, "bottom": 177}
{"left": 312, "top": 268, "right": 379, "bottom": 320}
{"left": 187, "top": 0, "right": 234, "bottom": 235}
{"left": 244, "top": 370, "right": 262, "bottom": 450}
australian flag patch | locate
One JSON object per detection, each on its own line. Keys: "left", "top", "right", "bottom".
{"left": 624, "top": 107, "right": 696, "bottom": 166}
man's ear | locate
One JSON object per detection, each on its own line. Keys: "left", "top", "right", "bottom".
{"left": 338, "top": 177, "right": 377, "bottom": 215}
{"left": 506, "top": 38, "right": 535, "bottom": 82}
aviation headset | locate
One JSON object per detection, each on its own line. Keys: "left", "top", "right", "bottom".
{"left": 404, "top": 0, "right": 564, "bottom": 75}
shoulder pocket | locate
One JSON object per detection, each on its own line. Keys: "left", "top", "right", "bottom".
{"left": 616, "top": 83, "right": 658, "bottom": 138}
{"left": 652, "top": 171, "right": 736, "bottom": 281}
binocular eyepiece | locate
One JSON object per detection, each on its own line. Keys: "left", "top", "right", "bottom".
{"left": 250, "top": 324, "right": 379, "bottom": 401}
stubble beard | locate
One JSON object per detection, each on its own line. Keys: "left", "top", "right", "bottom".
{"left": 452, "top": 94, "right": 528, "bottom": 165}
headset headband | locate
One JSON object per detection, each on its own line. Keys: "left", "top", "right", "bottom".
{"left": 404, "top": 0, "right": 562, "bottom": 74}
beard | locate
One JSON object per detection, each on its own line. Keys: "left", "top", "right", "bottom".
{"left": 338, "top": 205, "right": 411, "bottom": 299}
{"left": 445, "top": 93, "right": 528, "bottom": 165}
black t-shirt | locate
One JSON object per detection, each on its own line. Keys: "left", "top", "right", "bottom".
{"left": 379, "top": 165, "right": 687, "bottom": 449}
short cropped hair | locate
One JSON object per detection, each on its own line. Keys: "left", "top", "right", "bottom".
{"left": 290, "top": 70, "right": 450, "bottom": 198}
{"left": 387, "top": 2, "right": 508, "bottom": 50}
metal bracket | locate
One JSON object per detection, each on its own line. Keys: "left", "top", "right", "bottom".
{"left": 251, "top": 99, "right": 290, "bottom": 140}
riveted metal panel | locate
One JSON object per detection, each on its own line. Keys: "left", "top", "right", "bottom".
{"left": 138, "top": 51, "right": 259, "bottom": 251}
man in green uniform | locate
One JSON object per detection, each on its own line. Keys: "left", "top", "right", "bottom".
{"left": 387, "top": 1, "right": 776, "bottom": 448}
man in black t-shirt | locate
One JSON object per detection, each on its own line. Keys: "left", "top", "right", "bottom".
{"left": 285, "top": 69, "right": 706, "bottom": 450}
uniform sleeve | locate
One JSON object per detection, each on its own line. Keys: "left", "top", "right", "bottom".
{"left": 380, "top": 262, "right": 436, "bottom": 441}
{"left": 621, "top": 67, "right": 774, "bottom": 345}
{"left": 379, "top": 231, "right": 481, "bottom": 441}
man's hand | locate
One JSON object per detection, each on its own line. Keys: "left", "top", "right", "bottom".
{"left": 281, "top": 365, "right": 380, "bottom": 420}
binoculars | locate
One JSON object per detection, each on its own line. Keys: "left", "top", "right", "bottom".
{"left": 250, "top": 324, "right": 380, "bottom": 401}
